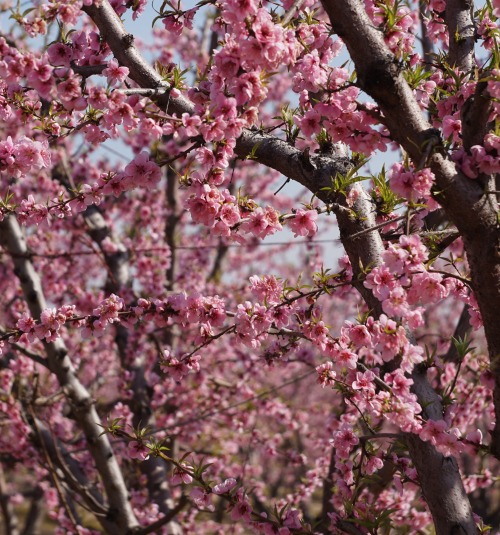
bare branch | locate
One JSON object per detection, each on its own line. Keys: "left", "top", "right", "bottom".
{"left": 281, "top": 0, "right": 306, "bottom": 26}
{"left": 443, "top": 305, "right": 472, "bottom": 363}
{"left": 70, "top": 62, "right": 106, "bottom": 77}
{"left": 165, "top": 166, "right": 181, "bottom": 292}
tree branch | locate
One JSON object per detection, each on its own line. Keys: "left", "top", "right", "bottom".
{"left": 418, "top": 1, "right": 434, "bottom": 63}
{"left": 444, "top": 0, "right": 476, "bottom": 72}
{"left": 319, "top": 2, "right": 478, "bottom": 534}
{"left": 443, "top": 304, "right": 471, "bottom": 363}
{"left": 0, "top": 215, "right": 139, "bottom": 534}
{"left": 461, "top": 77, "right": 492, "bottom": 152}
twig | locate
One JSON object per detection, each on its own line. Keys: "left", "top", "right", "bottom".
{"left": 345, "top": 211, "right": 420, "bottom": 242}
{"left": 116, "top": 87, "right": 170, "bottom": 97}
{"left": 281, "top": 0, "right": 306, "bottom": 26}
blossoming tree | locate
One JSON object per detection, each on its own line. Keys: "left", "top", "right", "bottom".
{"left": 1, "top": 0, "right": 500, "bottom": 533}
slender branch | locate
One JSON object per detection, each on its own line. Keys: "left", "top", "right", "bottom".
{"left": 70, "top": 62, "right": 106, "bottom": 77}
{"left": 281, "top": 0, "right": 306, "bottom": 26}
{"left": 345, "top": 211, "right": 422, "bottom": 242}
{"left": 165, "top": 166, "right": 181, "bottom": 293}
{"left": 0, "top": 337, "right": 48, "bottom": 368}
{"left": 20, "top": 486, "right": 44, "bottom": 535}
{"left": 207, "top": 240, "right": 228, "bottom": 282}
{"left": 418, "top": 1, "right": 434, "bottom": 63}
{"left": 29, "top": 406, "right": 81, "bottom": 532}
{"left": 319, "top": 447, "right": 336, "bottom": 532}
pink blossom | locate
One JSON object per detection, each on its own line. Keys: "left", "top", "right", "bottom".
{"left": 123, "top": 152, "right": 162, "bottom": 189}
{"left": 181, "top": 113, "right": 202, "bottom": 137}
{"left": 288, "top": 209, "right": 318, "bottom": 237}
{"left": 331, "top": 424, "right": 359, "bottom": 458}
{"left": 348, "top": 324, "right": 371, "bottom": 348}
{"left": 47, "top": 43, "right": 73, "bottom": 67}
{"left": 128, "top": 441, "right": 150, "bottom": 461}
{"left": 230, "top": 497, "right": 252, "bottom": 521}
{"left": 219, "top": 203, "right": 241, "bottom": 227}
{"left": 102, "top": 58, "right": 129, "bottom": 85}
{"left": 213, "top": 477, "right": 237, "bottom": 495}
{"left": 419, "top": 419, "right": 448, "bottom": 446}
{"left": 364, "top": 266, "right": 396, "bottom": 300}
{"left": 365, "top": 456, "right": 384, "bottom": 475}
{"left": 190, "top": 487, "right": 214, "bottom": 511}
{"left": 294, "top": 109, "right": 322, "bottom": 137}
{"left": 316, "top": 361, "right": 336, "bottom": 388}
{"left": 303, "top": 320, "right": 329, "bottom": 350}
{"left": 242, "top": 207, "right": 282, "bottom": 239}
{"left": 442, "top": 115, "right": 462, "bottom": 143}
{"left": 171, "top": 464, "right": 193, "bottom": 485}
{"left": 249, "top": 275, "right": 282, "bottom": 305}
{"left": 162, "top": 15, "right": 183, "bottom": 36}
{"left": 352, "top": 370, "right": 376, "bottom": 392}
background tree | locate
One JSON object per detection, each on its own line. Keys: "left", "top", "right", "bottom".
{"left": 0, "top": 0, "right": 499, "bottom": 534}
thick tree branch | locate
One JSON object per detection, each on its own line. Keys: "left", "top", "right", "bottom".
{"left": 445, "top": 0, "right": 476, "bottom": 72}
{"left": 319, "top": 2, "right": 478, "bottom": 534}
{"left": 319, "top": 0, "right": 488, "bottom": 238}
{"left": 0, "top": 216, "right": 139, "bottom": 535}
{"left": 318, "top": 0, "right": 500, "bottom": 468}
